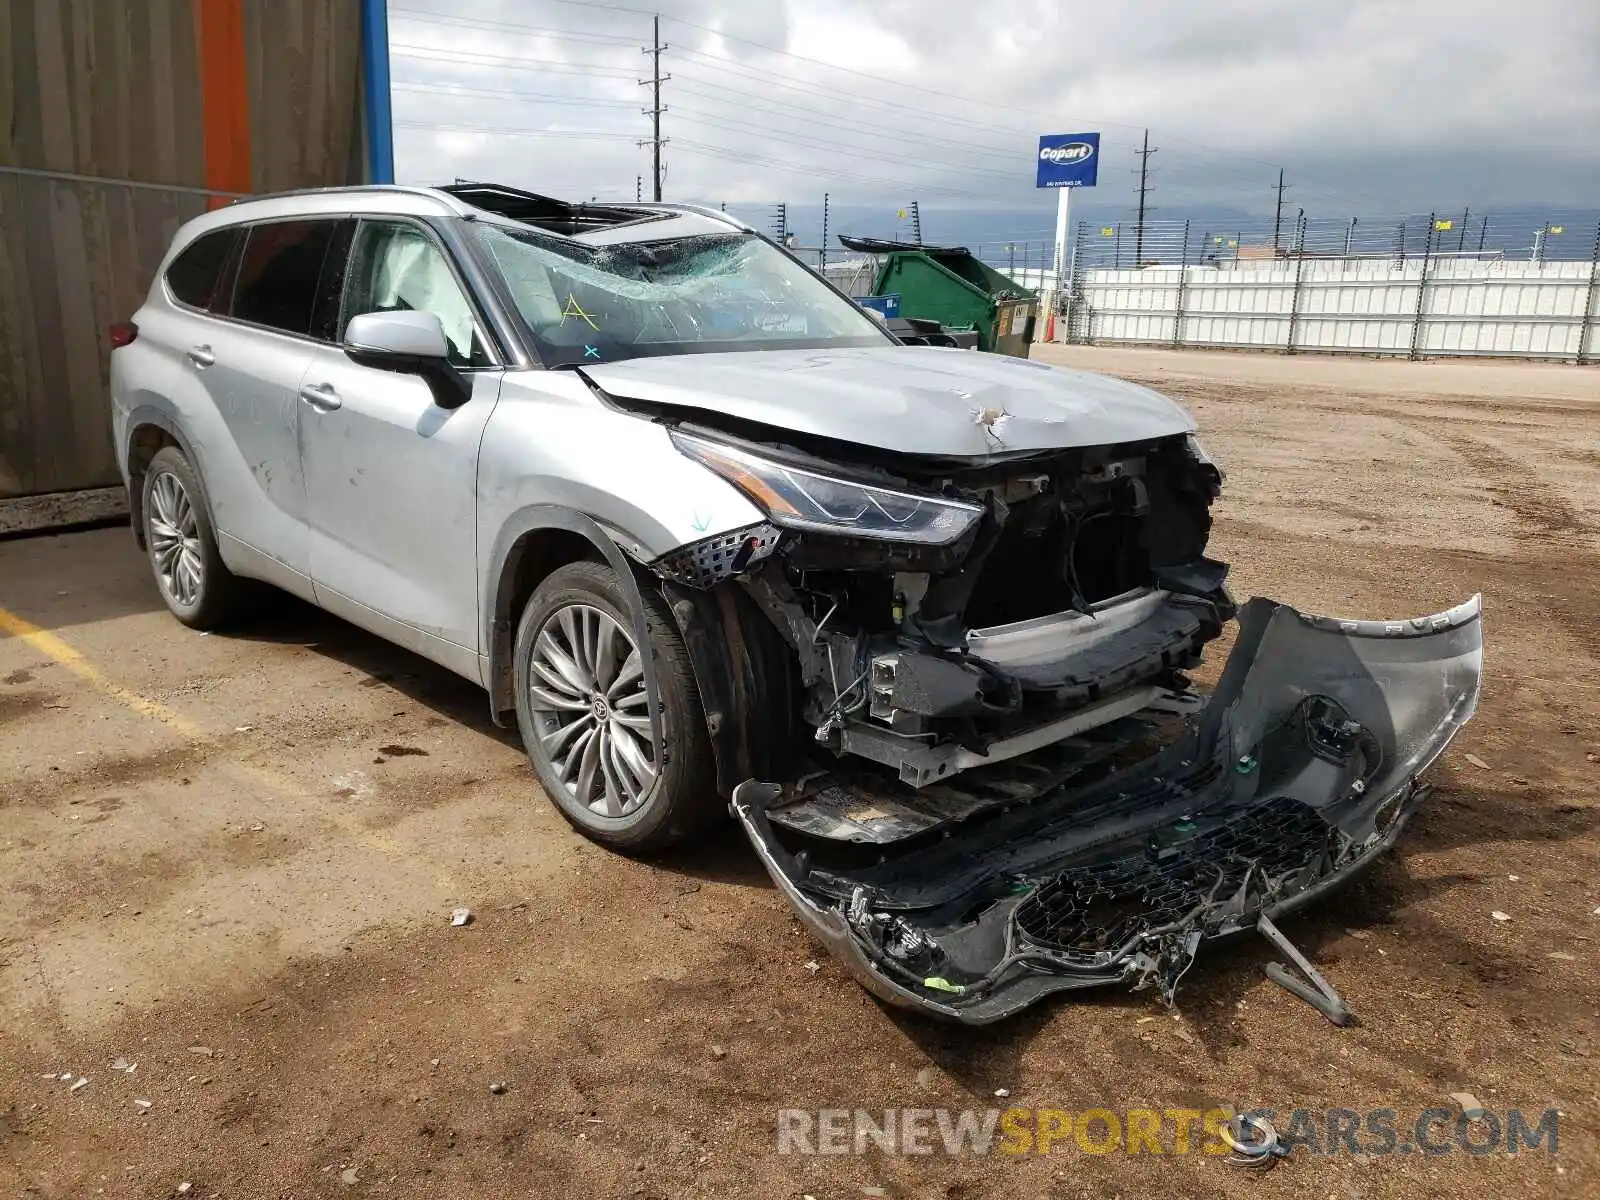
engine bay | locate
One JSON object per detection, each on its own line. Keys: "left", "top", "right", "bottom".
{"left": 653, "top": 425, "right": 1232, "bottom": 840}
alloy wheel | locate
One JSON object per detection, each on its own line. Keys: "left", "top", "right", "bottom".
{"left": 148, "top": 470, "right": 204, "bottom": 609}
{"left": 527, "top": 603, "right": 658, "bottom": 818}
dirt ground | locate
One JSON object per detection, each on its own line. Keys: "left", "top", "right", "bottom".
{"left": 2, "top": 346, "right": 1598, "bottom": 1198}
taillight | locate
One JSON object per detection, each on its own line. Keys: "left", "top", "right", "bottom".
{"left": 109, "top": 321, "right": 139, "bottom": 348}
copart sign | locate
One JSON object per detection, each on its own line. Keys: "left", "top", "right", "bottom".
{"left": 1036, "top": 132, "right": 1101, "bottom": 188}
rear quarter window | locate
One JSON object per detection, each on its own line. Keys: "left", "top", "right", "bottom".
{"left": 164, "top": 228, "right": 239, "bottom": 310}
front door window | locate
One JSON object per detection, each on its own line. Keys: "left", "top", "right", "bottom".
{"left": 343, "top": 221, "right": 487, "bottom": 367}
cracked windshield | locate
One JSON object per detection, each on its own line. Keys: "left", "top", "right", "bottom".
{"left": 472, "top": 223, "right": 888, "bottom": 366}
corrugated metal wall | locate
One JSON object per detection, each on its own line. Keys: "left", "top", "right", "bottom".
{"left": 0, "top": 0, "right": 365, "bottom": 499}
{"left": 1071, "top": 254, "right": 1600, "bottom": 361}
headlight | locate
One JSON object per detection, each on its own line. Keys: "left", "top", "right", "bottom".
{"left": 671, "top": 431, "right": 983, "bottom": 546}
{"left": 1186, "top": 433, "right": 1226, "bottom": 482}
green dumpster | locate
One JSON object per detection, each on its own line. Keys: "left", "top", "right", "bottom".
{"left": 838, "top": 237, "right": 1038, "bottom": 357}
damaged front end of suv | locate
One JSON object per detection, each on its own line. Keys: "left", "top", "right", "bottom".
{"left": 601, "top": 357, "right": 1482, "bottom": 1024}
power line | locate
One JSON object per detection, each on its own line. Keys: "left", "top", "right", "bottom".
{"left": 667, "top": 79, "right": 1024, "bottom": 166}
{"left": 389, "top": 9, "right": 638, "bottom": 46}
{"left": 669, "top": 50, "right": 1034, "bottom": 140}
{"left": 400, "top": 0, "right": 655, "bottom": 21}
{"left": 394, "top": 121, "right": 641, "bottom": 141}
{"left": 670, "top": 108, "right": 1027, "bottom": 182}
{"left": 670, "top": 138, "right": 995, "bottom": 199}
{"left": 393, "top": 81, "right": 636, "bottom": 108}
{"left": 396, "top": 45, "right": 1046, "bottom": 189}
{"left": 404, "top": 118, "right": 994, "bottom": 199}
{"left": 390, "top": 45, "right": 637, "bottom": 78}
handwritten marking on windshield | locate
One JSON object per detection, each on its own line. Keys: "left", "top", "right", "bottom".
{"left": 561, "top": 293, "right": 600, "bottom": 331}
{"left": 584, "top": 345, "right": 601, "bottom": 359}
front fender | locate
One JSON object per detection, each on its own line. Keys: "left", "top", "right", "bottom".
{"left": 481, "top": 504, "right": 664, "bottom": 745}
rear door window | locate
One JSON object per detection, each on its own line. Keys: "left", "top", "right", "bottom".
{"left": 164, "top": 228, "right": 239, "bottom": 311}
{"left": 229, "top": 220, "right": 341, "bottom": 337}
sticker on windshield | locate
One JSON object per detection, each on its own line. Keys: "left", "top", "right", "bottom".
{"left": 561, "top": 293, "right": 600, "bottom": 331}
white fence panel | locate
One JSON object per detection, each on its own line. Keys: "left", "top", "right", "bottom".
{"left": 1294, "top": 259, "right": 1420, "bottom": 354}
{"left": 1070, "top": 255, "right": 1600, "bottom": 361}
{"left": 1182, "top": 263, "right": 1293, "bottom": 350}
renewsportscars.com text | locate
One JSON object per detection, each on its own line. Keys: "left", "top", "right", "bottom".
{"left": 776, "top": 1106, "right": 1559, "bottom": 1157}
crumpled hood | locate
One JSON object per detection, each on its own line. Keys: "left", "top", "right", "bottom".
{"left": 581, "top": 345, "right": 1195, "bottom": 456}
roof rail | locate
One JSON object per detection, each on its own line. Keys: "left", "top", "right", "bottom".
{"left": 218, "top": 182, "right": 464, "bottom": 211}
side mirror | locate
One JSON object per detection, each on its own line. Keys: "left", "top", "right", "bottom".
{"left": 343, "top": 311, "right": 470, "bottom": 409}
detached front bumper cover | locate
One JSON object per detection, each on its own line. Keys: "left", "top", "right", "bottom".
{"left": 733, "top": 594, "right": 1483, "bottom": 1023}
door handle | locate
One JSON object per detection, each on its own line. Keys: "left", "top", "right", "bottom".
{"left": 298, "top": 382, "right": 342, "bottom": 412}
{"left": 186, "top": 345, "right": 215, "bottom": 368}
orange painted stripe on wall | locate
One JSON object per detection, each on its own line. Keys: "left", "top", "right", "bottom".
{"left": 193, "top": 0, "right": 251, "bottom": 206}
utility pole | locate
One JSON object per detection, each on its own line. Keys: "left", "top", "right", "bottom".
{"left": 639, "top": 15, "right": 668, "bottom": 201}
{"left": 1133, "top": 129, "right": 1156, "bottom": 265}
{"left": 1272, "top": 169, "right": 1290, "bottom": 253}
{"left": 770, "top": 202, "right": 788, "bottom": 243}
{"left": 635, "top": 175, "right": 642, "bottom": 204}
{"left": 910, "top": 201, "right": 922, "bottom": 245}
{"left": 819, "top": 193, "right": 830, "bottom": 272}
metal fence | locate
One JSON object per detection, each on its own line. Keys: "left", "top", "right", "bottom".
{"left": 1072, "top": 212, "right": 1600, "bottom": 269}
{"left": 0, "top": 0, "right": 366, "bottom": 502}
{"left": 1063, "top": 217, "right": 1600, "bottom": 361}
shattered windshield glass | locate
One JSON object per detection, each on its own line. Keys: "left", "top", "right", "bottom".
{"left": 471, "top": 223, "right": 891, "bottom": 367}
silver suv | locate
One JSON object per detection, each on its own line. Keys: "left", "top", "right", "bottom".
{"left": 112, "top": 183, "right": 1482, "bottom": 1021}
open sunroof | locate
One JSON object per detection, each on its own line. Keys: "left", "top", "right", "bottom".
{"left": 440, "top": 182, "right": 658, "bottom": 236}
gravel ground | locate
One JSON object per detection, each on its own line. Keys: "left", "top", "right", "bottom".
{"left": 2, "top": 347, "right": 1597, "bottom": 1198}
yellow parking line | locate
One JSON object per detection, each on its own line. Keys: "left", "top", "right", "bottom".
{"left": 0, "top": 603, "right": 453, "bottom": 888}
{"left": 0, "top": 607, "right": 203, "bottom": 736}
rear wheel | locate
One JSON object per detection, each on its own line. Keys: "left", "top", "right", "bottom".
{"left": 141, "top": 446, "right": 247, "bottom": 630}
{"left": 513, "top": 560, "right": 717, "bottom": 852}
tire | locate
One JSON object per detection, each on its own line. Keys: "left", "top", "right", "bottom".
{"left": 140, "top": 446, "right": 248, "bottom": 630}
{"left": 513, "top": 560, "right": 717, "bottom": 852}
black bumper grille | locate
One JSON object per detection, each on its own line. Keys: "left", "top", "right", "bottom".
{"left": 652, "top": 524, "right": 782, "bottom": 589}
{"left": 1013, "top": 797, "right": 1339, "bottom": 959}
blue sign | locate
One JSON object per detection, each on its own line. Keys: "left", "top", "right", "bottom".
{"left": 855, "top": 294, "right": 901, "bottom": 318}
{"left": 1036, "top": 132, "right": 1100, "bottom": 189}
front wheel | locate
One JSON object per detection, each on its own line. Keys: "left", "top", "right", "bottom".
{"left": 512, "top": 560, "right": 717, "bottom": 852}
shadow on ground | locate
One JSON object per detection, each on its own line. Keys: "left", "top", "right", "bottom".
{"left": 0, "top": 525, "right": 164, "bottom": 632}
{"left": 229, "top": 591, "right": 520, "bottom": 750}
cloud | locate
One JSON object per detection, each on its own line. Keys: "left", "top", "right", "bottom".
{"left": 389, "top": 0, "right": 1599, "bottom": 218}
